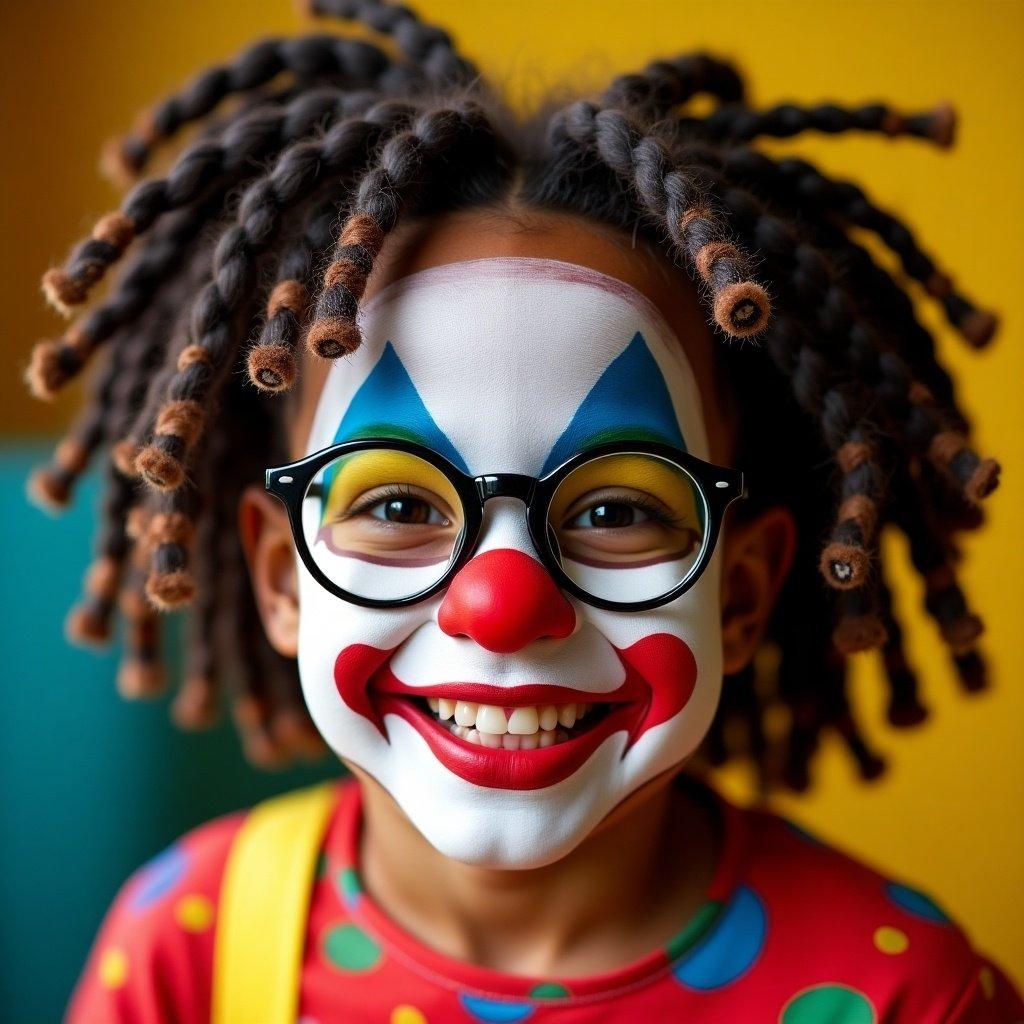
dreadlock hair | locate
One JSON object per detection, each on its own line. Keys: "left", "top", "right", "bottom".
{"left": 27, "top": 0, "right": 1001, "bottom": 785}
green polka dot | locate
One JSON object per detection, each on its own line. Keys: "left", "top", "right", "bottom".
{"left": 322, "top": 923, "right": 382, "bottom": 972}
{"left": 336, "top": 867, "right": 363, "bottom": 906}
{"left": 664, "top": 900, "right": 722, "bottom": 962}
{"left": 529, "top": 982, "right": 570, "bottom": 999}
{"left": 780, "top": 984, "right": 876, "bottom": 1024}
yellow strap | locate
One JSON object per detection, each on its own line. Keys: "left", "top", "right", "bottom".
{"left": 212, "top": 782, "right": 336, "bottom": 1024}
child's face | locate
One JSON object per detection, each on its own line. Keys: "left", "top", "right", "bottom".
{"left": 290, "top": 227, "right": 732, "bottom": 869}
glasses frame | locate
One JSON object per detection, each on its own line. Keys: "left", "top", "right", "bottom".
{"left": 266, "top": 437, "right": 744, "bottom": 612}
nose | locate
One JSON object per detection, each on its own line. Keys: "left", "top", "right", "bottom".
{"left": 438, "top": 549, "right": 576, "bottom": 654}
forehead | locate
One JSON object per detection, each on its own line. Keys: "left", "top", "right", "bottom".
{"left": 305, "top": 258, "right": 711, "bottom": 473}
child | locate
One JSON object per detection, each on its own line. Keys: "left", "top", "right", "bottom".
{"left": 27, "top": 1, "right": 1022, "bottom": 1020}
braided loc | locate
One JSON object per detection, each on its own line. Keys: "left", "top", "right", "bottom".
{"left": 246, "top": 200, "right": 339, "bottom": 392}
{"left": 27, "top": 3, "right": 1002, "bottom": 787}
{"left": 101, "top": 0, "right": 476, "bottom": 185}
{"left": 307, "top": 102, "right": 509, "bottom": 359}
{"left": 131, "top": 96, "right": 422, "bottom": 494}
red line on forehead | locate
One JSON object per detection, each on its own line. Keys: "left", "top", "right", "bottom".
{"left": 360, "top": 257, "right": 675, "bottom": 338}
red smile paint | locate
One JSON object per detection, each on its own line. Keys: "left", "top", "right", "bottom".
{"left": 333, "top": 633, "right": 697, "bottom": 789}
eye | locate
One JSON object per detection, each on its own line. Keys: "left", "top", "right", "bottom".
{"left": 367, "top": 495, "right": 450, "bottom": 526}
{"left": 568, "top": 501, "right": 651, "bottom": 529}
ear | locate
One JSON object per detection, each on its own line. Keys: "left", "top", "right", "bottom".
{"left": 719, "top": 506, "right": 797, "bottom": 675}
{"left": 238, "top": 485, "right": 300, "bottom": 659}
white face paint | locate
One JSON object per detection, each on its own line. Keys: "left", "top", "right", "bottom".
{"left": 296, "top": 258, "right": 725, "bottom": 869}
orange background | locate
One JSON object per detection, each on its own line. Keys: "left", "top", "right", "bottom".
{"left": 2, "top": 0, "right": 1022, "bottom": 983}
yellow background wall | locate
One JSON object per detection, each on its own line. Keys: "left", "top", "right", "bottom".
{"left": 3, "top": 0, "right": 1021, "bottom": 982}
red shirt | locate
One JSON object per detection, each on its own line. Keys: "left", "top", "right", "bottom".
{"left": 68, "top": 777, "right": 1023, "bottom": 1023}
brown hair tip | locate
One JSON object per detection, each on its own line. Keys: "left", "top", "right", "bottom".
{"left": 713, "top": 281, "right": 770, "bottom": 338}
{"left": 117, "top": 657, "right": 167, "bottom": 700}
{"left": 959, "top": 308, "right": 999, "bottom": 349}
{"left": 26, "top": 466, "right": 70, "bottom": 513}
{"left": 248, "top": 344, "right": 298, "bottom": 392}
{"left": 65, "top": 602, "right": 113, "bottom": 649}
{"left": 41, "top": 269, "right": 86, "bottom": 317}
{"left": 135, "top": 445, "right": 186, "bottom": 491}
{"left": 964, "top": 457, "right": 1000, "bottom": 504}
{"left": 145, "top": 568, "right": 196, "bottom": 610}
{"left": 305, "top": 316, "right": 363, "bottom": 360}
{"left": 832, "top": 613, "right": 888, "bottom": 654}
{"left": 819, "top": 541, "right": 870, "bottom": 590}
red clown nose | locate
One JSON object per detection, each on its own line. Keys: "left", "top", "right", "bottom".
{"left": 438, "top": 549, "right": 576, "bottom": 654}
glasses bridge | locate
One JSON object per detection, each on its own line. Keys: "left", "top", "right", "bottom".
{"left": 474, "top": 473, "right": 537, "bottom": 505}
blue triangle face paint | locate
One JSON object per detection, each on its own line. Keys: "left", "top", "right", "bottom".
{"left": 541, "top": 332, "right": 686, "bottom": 475}
{"left": 331, "top": 341, "right": 469, "bottom": 474}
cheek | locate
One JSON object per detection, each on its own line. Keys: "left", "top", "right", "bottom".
{"left": 584, "top": 550, "right": 723, "bottom": 665}
{"left": 294, "top": 560, "right": 432, "bottom": 728}
{"left": 584, "top": 550, "right": 724, "bottom": 742}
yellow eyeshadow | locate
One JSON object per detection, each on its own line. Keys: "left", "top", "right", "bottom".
{"left": 321, "top": 451, "right": 461, "bottom": 522}
{"left": 551, "top": 455, "right": 701, "bottom": 525}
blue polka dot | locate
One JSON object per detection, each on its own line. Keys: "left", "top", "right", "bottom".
{"left": 674, "top": 885, "right": 767, "bottom": 990}
{"left": 457, "top": 994, "right": 534, "bottom": 1022}
{"left": 130, "top": 844, "right": 188, "bottom": 911}
{"left": 886, "top": 881, "right": 950, "bottom": 925}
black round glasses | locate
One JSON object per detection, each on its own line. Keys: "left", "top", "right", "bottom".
{"left": 265, "top": 438, "right": 744, "bottom": 612}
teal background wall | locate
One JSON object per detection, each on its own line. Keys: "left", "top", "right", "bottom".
{"left": 0, "top": 447, "right": 336, "bottom": 1022}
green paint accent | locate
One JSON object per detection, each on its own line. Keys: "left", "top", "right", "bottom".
{"left": 338, "top": 866, "right": 363, "bottom": 901}
{"left": 529, "top": 982, "right": 571, "bottom": 1000}
{"left": 663, "top": 900, "right": 723, "bottom": 963}
{"left": 347, "top": 424, "right": 430, "bottom": 446}
{"left": 322, "top": 922, "right": 382, "bottom": 972}
{"left": 781, "top": 985, "right": 875, "bottom": 1024}
{"left": 574, "top": 425, "right": 683, "bottom": 454}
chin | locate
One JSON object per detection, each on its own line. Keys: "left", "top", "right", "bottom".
{"left": 303, "top": 661, "right": 722, "bottom": 870}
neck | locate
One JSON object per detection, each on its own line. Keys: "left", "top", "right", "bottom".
{"left": 352, "top": 766, "right": 718, "bottom": 977}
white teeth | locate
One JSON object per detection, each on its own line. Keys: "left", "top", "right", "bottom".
{"left": 436, "top": 698, "right": 600, "bottom": 746}
{"left": 476, "top": 704, "right": 508, "bottom": 735}
{"left": 507, "top": 707, "right": 539, "bottom": 735}
{"left": 539, "top": 705, "right": 559, "bottom": 731}
{"left": 447, "top": 719, "right": 574, "bottom": 747}
{"left": 454, "top": 701, "right": 477, "bottom": 727}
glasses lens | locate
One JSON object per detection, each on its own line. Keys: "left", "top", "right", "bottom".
{"left": 548, "top": 452, "right": 708, "bottom": 604}
{"left": 301, "top": 447, "right": 465, "bottom": 602}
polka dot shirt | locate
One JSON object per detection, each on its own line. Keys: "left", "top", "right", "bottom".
{"left": 68, "top": 778, "right": 1023, "bottom": 1023}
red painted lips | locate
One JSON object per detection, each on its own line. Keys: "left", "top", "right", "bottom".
{"left": 333, "top": 634, "right": 697, "bottom": 790}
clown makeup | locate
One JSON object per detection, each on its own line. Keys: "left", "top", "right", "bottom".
{"left": 296, "top": 258, "right": 728, "bottom": 869}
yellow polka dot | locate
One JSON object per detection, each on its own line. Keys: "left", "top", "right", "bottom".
{"left": 979, "top": 965, "right": 995, "bottom": 1000}
{"left": 175, "top": 894, "right": 214, "bottom": 933}
{"left": 874, "top": 925, "right": 909, "bottom": 955}
{"left": 390, "top": 1006, "right": 428, "bottom": 1024}
{"left": 99, "top": 947, "right": 128, "bottom": 989}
